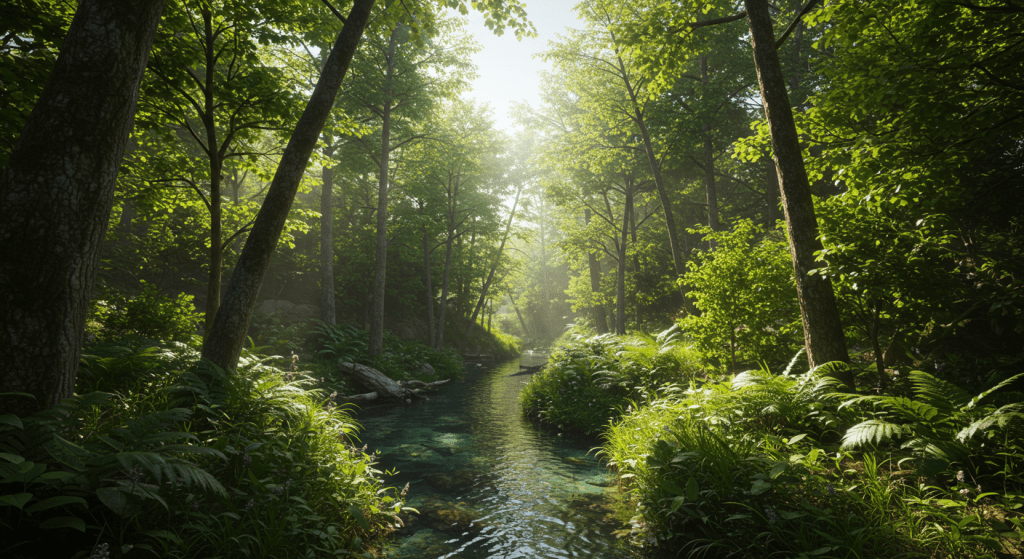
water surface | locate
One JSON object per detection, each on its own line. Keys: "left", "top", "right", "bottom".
{"left": 356, "top": 353, "right": 645, "bottom": 559}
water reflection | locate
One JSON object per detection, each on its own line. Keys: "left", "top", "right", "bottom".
{"left": 356, "top": 354, "right": 644, "bottom": 559}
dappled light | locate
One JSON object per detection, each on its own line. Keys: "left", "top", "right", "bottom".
{"left": 2, "top": 0, "right": 1022, "bottom": 557}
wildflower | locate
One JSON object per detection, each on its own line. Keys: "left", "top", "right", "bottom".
{"left": 242, "top": 453, "right": 252, "bottom": 468}
{"left": 977, "top": 484, "right": 982, "bottom": 493}
{"left": 956, "top": 470, "right": 965, "bottom": 483}
{"left": 960, "top": 488, "right": 971, "bottom": 496}
{"left": 244, "top": 499, "right": 255, "bottom": 511}
{"left": 826, "top": 484, "right": 836, "bottom": 496}
{"left": 271, "top": 486, "right": 284, "bottom": 496}
{"left": 90, "top": 542, "right": 111, "bottom": 559}
{"left": 125, "top": 467, "right": 145, "bottom": 484}
{"left": 401, "top": 482, "right": 410, "bottom": 497}
{"left": 285, "top": 480, "right": 292, "bottom": 490}
{"left": 330, "top": 391, "right": 338, "bottom": 401}
{"left": 764, "top": 507, "right": 779, "bottom": 524}
{"left": 190, "top": 499, "right": 201, "bottom": 511}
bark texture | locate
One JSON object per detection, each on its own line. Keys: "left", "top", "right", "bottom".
{"left": 201, "top": 0, "right": 374, "bottom": 371}
{"left": 744, "top": 0, "right": 852, "bottom": 385}
{"left": 0, "top": 0, "right": 166, "bottom": 416}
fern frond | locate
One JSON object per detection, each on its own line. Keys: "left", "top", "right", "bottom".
{"left": 902, "top": 439, "right": 971, "bottom": 464}
{"left": 909, "top": 371, "right": 970, "bottom": 411}
{"left": 841, "top": 419, "right": 909, "bottom": 450}
{"left": 957, "top": 403, "right": 1024, "bottom": 441}
{"left": 731, "top": 370, "right": 772, "bottom": 390}
{"left": 782, "top": 348, "right": 806, "bottom": 377}
{"left": 965, "top": 371, "right": 1024, "bottom": 410}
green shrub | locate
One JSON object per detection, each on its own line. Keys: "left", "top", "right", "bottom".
{"left": 91, "top": 281, "right": 200, "bottom": 343}
{"left": 311, "top": 322, "right": 464, "bottom": 385}
{"left": 1, "top": 341, "right": 408, "bottom": 558}
{"left": 680, "top": 220, "right": 802, "bottom": 372}
{"left": 600, "top": 360, "right": 1024, "bottom": 557}
{"left": 520, "top": 328, "right": 698, "bottom": 435}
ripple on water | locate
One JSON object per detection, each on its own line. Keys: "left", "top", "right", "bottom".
{"left": 358, "top": 358, "right": 645, "bottom": 559}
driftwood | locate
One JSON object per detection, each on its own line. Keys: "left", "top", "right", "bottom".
{"left": 511, "top": 364, "right": 544, "bottom": 376}
{"left": 337, "top": 361, "right": 450, "bottom": 403}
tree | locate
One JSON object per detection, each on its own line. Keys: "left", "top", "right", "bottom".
{"left": 0, "top": 0, "right": 167, "bottom": 416}
{"left": 202, "top": 0, "right": 533, "bottom": 370}
{"left": 140, "top": 0, "right": 302, "bottom": 330}
{"left": 200, "top": 0, "right": 374, "bottom": 370}
{"left": 610, "top": 0, "right": 853, "bottom": 383}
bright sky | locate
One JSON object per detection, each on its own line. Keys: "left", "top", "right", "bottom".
{"left": 460, "top": 1, "right": 583, "bottom": 133}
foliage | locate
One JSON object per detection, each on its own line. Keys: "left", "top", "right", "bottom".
{"left": 90, "top": 281, "right": 201, "bottom": 343}
{"left": 680, "top": 221, "right": 802, "bottom": 372}
{"left": 311, "top": 322, "right": 464, "bottom": 385}
{"left": 838, "top": 370, "right": 1024, "bottom": 476}
{"left": 1, "top": 341, "right": 409, "bottom": 558}
{"left": 599, "top": 361, "right": 1024, "bottom": 557}
{"left": 520, "top": 328, "right": 698, "bottom": 435}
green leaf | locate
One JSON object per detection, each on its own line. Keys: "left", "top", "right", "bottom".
{"left": 348, "top": 505, "right": 370, "bottom": 531}
{"left": 40, "top": 516, "right": 86, "bottom": 532}
{"left": 0, "top": 452, "right": 25, "bottom": 465}
{"left": 0, "top": 492, "right": 33, "bottom": 509}
{"left": 97, "top": 487, "right": 129, "bottom": 516}
{"left": 685, "top": 476, "right": 699, "bottom": 501}
{"left": 26, "top": 495, "right": 87, "bottom": 514}
{"left": 0, "top": 414, "right": 24, "bottom": 429}
{"left": 750, "top": 479, "right": 771, "bottom": 495}
{"left": 786, "top": 433, "right": 807, "bottom": 445}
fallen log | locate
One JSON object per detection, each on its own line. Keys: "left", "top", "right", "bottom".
{"left": 337, "top": 362, "right": 450, "bottom": 403}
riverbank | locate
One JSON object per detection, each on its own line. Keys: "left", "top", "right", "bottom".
{"left": 356, "top": 354, "right": 644, "bottom": 558}
{"left": 521, "top": 329, "right": 1024, "bottom": 558}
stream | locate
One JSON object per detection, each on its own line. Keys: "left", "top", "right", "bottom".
{"left": 356, "top": 351, "right": 647, "bottom": 559}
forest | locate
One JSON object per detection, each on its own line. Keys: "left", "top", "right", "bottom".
{"left": 1, "top": 0, "right": 1022, "bottom": 558}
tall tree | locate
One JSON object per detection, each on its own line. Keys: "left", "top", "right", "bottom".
{"left": 201, "top": 0, "right": 375, "bottom": 370}
{"left": 611, "top": 0, "right": 853, "bottom": 382}
{"left": 202, "top": 0, "right": 532, "bottom": 370}
{"left": 0, "top": 0, "right": 166, "bottom": 416}
{"left": 141, "top": 0, "right": 300, "bottom": 330}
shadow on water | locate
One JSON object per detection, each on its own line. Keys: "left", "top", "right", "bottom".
{"left": 355, "top": 352, "right": 649, "bottom": 559}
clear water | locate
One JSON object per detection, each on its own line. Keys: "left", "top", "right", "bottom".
{"left": 355, "top": 352, "right": 647, "bottom": 559}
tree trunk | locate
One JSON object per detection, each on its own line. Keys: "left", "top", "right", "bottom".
{"left": 744, "top": 0, "right": 852, "bottom": 386}
{"left": 701, "top": 55, "right": 720, "bottom": 240}
{"left": 203, "top": 5, "right": 223, "bottom": 332}
{"left": 201, "top": 0, "right": 375, "bottom": 371}
{"left": 467, "top": 187, "right": 521, "bottom": 333}
{"left": 422, "top": 222, "right": 435, "bottom": 347}
{"left": 585, "top": 208, "right": 609, "bottom": 334}
{"left": 0, "top": 0, "right": 166, "bottom": 417}
{"left": 369, "top": 27, "right": 399, "bottom": 357}
{"left": 509, "top": 292, "right": 529, "bottom": 337}
{"left": 616, "top": 186, "right": 633, "bottom": 335}
{"left": 435, "top": 233, "right": 455, "bottom": 350}
{"left": 766, "top": 159, "right": 779, "bottom": 227}
{"left": 320, "top": 152, "right": 336, "bottom": 325}
{"left": 338, "top": 361, "right": 410, "bottom": 400}
{"left": 618, "top": 55, "right": 688, "bottom": 297}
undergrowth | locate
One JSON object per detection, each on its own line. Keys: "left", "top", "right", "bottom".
{"left": 598, "top": 354, "right": 1024, "bottom": 558}
{"left": 519, "top": 326, "right": 700, "bottom": 435}
{"left": 0, "top": 340, "right": 411, "bottom": 558}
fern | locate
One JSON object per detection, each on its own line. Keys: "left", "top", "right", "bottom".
{"left": 841, "top": 419, "right": 909, "bottom": 450}
{"left": 957, "top": 402, "right": 1024, "bottom": 441}
{"left": 908, "top": 370, "right": 971, "bottom": 411}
